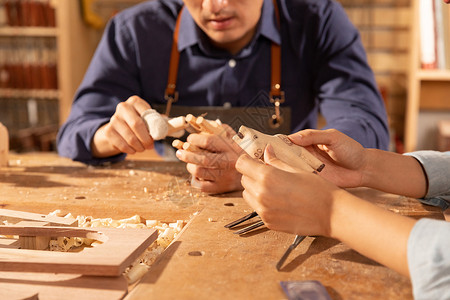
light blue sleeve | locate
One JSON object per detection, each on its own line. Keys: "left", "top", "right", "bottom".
{"left": 408, "top": 218, "right": 450, "bottom": 300}
{"left": 404, "top": 151, "right": 450, "bottom": 210}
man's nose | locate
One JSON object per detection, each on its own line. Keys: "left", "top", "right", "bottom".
{"left": 205, "top": 0, "right": 228, "bottom": 14}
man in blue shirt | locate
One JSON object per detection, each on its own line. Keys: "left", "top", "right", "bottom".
{"left": 57, "top": 0, "right": 389, "bottom": 194}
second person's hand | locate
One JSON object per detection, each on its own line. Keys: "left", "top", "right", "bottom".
{"left": 288, "top": 129, "right": 368, "bottom": 188}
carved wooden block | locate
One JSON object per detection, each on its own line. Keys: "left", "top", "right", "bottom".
{"left": 233, "top": 125, "right": 325, "bottom": 173}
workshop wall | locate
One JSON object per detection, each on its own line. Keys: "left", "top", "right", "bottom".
{"left": 339, "top": 0, "right": 411, "bottom": 152}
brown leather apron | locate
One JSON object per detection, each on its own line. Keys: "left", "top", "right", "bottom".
{"left": 158, "top": 0, "right": 291, "bottom": 135}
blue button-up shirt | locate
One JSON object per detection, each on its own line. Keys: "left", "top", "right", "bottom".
{"left": 57, "top": 0, "right": 389, "bottom": 165}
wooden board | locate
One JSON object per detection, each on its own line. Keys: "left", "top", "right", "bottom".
{"left": 0, "top": 208, "right": 77, "bottom": 226}
{"left": 0, "top": 226, "right": 157, "bottom": 276}
{"left": 0, "top": 272, "right": 128, "bottom": 300}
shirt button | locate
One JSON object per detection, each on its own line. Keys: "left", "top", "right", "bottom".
{"left": 228, "top": 59, "right": 236, "bottom": 68}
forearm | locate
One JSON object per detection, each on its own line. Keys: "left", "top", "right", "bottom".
{"left": 362, "top": 149, "right": 427, "bottom": 198}
{"left": 330, "top": 189, "right": 416, "bottom": 277}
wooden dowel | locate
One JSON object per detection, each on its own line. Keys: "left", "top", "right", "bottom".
{"left": 185, "top": 114, "right": 203, "bottom": 132}
{"left": 196, "top": 117, "right": 223, "bottom": 135}
{"left": 182, "top": 142, "right": 200, "bottom": 152}
{"left": 172, "top": 140, "right": 185, "bottom": 150}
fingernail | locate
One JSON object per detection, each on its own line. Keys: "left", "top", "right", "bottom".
{"left": 176, "top": 150, "right": 182, "bottom": 158}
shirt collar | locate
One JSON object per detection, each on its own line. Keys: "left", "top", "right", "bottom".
{"left": 177, "top": 0, "right": 281, "bottom": 53}
{"left": 259, "top": 0, "right": 281, "bottom": 45}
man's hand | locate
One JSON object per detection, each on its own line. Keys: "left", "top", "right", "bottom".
{"left": 175, "top": 124, "right": 244, "bottom": 194}
{"left": 91, "top": 96, "right": 154, "bottom": 158}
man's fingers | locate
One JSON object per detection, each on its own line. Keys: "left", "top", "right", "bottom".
{"left": 103, "top": 124, "right": 136, "bottom": 154}
{"left": 110, "top": 115, "right": 145, "bottom": 152}
{"left": 186, "top": 164, "right": 220, "bottom": 181}
{"left": 115, "top": 98, "right": 154, "bottom": 150}
{"left": 176, "top": 149, "right": 235, "bottom": 169}
{"left": 126, "top": 95, "right": 152, "bottom": 115}
{"left": 187, "top": 133, "right": 242, "bottom": 154}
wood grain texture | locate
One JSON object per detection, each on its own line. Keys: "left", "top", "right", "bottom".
{"left": 233, "top": 125, "right": 324, "bottom": 172}
{"left": 0, "top": 153, "right": 444, "bottom": 299}
{"left": 0, "top": 226, "right": 157, "bottom": 276}
{"left": 0, "top": 208, "right": 77, "bottom": 226}
{"left": 0, "top": 153, "right": 207, "bottom": 221}
{"left": 127, "top": 190, "right": 443, "bottom": 300}
{"left": 0, "top": 271, "right": 128, "bottom": 300}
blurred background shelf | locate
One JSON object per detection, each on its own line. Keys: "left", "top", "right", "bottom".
{"left": 405, "top": 0, "right": 450, "bottom": 152}
{"left": 0, "top": 26, "right": 57, "bottom": 36}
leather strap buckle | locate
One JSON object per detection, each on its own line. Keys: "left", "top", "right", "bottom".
{"left": 269, "top": 90, "right": 285, "bottom": 128}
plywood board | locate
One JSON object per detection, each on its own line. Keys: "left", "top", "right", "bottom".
{"left": 0, "top": 271, "right": 128, "bottom": 300}
{"left": 0, "top": 226, "right": 157, "bottom": 276}
{"left": 0, "top": 208, "right": 77, "bottom": 226}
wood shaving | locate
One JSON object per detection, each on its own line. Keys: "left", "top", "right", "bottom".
{"left": 45, "top": 210, "right": 186, "bottom": 284}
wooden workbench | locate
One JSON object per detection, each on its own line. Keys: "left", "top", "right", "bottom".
{"left": 0, "top": 152, "right": 444, "bottom": 299}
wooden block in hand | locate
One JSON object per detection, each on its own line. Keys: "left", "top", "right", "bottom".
{"left": 167, "top": 116, "right": 188, "bottom": 138}
{"left": 232, "top": 125, "right": 325, "bottom": 173}
{"left": 172, "top": 139, "right": 185, "bottom": 150}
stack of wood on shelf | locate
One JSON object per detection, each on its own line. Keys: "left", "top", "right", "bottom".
{"left": 1, "top": 0, "right": 56, "bottom": 27}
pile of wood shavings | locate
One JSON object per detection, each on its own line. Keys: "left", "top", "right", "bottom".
{"left": 46, "top": 210, "right": 186, "bottom": 284}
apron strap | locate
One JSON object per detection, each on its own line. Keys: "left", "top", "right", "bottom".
{"left": 269, "top": 0, "right": 284, "bottom": 128}
{"left": 164, "top": 6, "right": 183, "bottom": 116}
{"left": 165, "top": 2, "right": 285, "bottom": 126}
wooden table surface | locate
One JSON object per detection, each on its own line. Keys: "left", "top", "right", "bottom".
{"left": 0, "top": 152, "right": 444, "bottom": 300}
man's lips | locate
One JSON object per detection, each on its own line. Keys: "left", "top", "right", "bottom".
{"left": 208, "top": 16, "right": 234, "bottom": 30}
